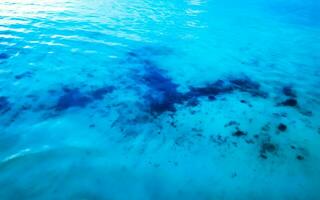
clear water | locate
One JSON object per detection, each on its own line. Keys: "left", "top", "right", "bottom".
{"left": 0, "top": 0, "right": 320, "bottom": 199}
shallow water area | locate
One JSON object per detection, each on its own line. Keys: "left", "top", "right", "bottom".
{"left": 0, "top": 0, "right": 320, "bottom": 199}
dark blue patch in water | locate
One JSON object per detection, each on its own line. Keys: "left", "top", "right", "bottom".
{"left": 55, "top": 88, "right": 92, "bottom": 111}
{"left": 279, "top": 98, "right": 298, "bottom": 107}
{"left": 0, "top": 53, "right": 9, "bottom": 60}
{"left": 0, "top": 96, "right": 10, "bottom": 112}
{"left": 186, "top": 77, "right": 267, "bottom": 99}
{"left": 139, "top": 63, "right": 268, "bottom": 115}
{"left": 230, "top": 78, "right": 260, "bottom": 90}
{"left": 54, "top": 86, "right": 114, "bottom": 111}
{"left": 143, "top": 63, "right": 179, "bottom": 93}
{"left": 186, "top": 80, "right": 233, "bottom": 99}
{"left": 229, "top": 77, "right": 267, "bottom": 98}
{"left": 127, "top": 47, "right": 267, "bottom": 115}
{"left": 282, "top": 86, "right": 296, "bottom": 97}
{"left": 15, "top": 71, "right": 33, "bottom": 80}
{"left": 142, "top": 64, "right": 184, "bottom": 114}
{"left": 91, "top": 86, "right": 115, "bottom": 100}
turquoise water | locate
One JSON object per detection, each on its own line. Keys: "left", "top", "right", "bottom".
{"left": 0, "top": 0, "right": 320, "bottom": 199}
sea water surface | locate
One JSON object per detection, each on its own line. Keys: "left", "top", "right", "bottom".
{"left": 0, "top": 0, "right": 320, "bottom": 199}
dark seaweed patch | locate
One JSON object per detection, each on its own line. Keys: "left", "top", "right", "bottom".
{"left": 145, "top": 92, "right": 181, "bottom": 114}
{"left": 186, "top": 76, "right": 268, "bottom": 100}
{"left": 127, "top": 48, "right": 267, "bottom": 115}
{"left": 260, "top": 142, "right": 277, "bottom": 159}
{"left": 0, "top": 53, "right": 9, "bottom": 60}
{"left": 142, "top": 64, "right": 184, "bottom": 114}
{"left": 208, "top": 95, "right": 216, "bottom": 101}
{"left": 186, "top": 98, "right": 199, "bottom": 107}
{"left": 279, "top": 98, "right": 298, "bottom": 107}
{"left": 54, "top": 86, "right": 114, "bottom": 111}
{"left": 0, "top": 96, "right": 10, "bottom": 112}
{"left": 230, "top": 78, "right": 259, "bottom": 90}
{"left": 55, "top": 88, "right": 92, "bottom": 111}
{"left": 142, "top": 70, "right": 268, "bottom": 114}
{"left": 143, "top": 64, "right": 179, "bottom": 94}
{"left": 186, "top": 80, "right": 232, "bottom": 99}
{"left": 91, "top": 86, "right": 115, "bottom": 100}
{"left": 229, "top": 77, "right": 268, "bottom": 98}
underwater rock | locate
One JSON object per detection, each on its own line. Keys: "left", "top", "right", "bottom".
{"left": 232, "top": 129, "right": 247, "bottom": 137}
{"left": 15, "top": 71, "right": 33, "bottom": 80}
{"left": 0, "top": 53, "right": 9, "bottom": 60}
{"left": 278, "top": 123, "right": 287, "bottom": 132}
{"left": 0, "top": 96, "right": 10, "bottom": 112}
{"left": 279, "top": 98, "right": 298, "bottom": 107}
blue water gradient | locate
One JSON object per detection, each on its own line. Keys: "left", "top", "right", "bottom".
{"left": 0, "top": 0, "right": 320, "bottom": 199}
